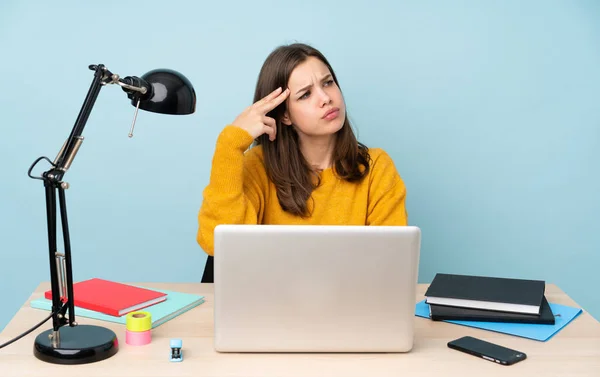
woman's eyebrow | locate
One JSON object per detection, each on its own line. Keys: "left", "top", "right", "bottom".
{"left": 295, "top": 74, "right": 333, "bottom": 95}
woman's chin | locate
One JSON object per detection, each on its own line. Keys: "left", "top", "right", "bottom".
{"left": 331, "top": 117, "right": 346, "bottom": 133}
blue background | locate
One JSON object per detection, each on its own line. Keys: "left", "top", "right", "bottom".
{"left": 1, "top": 0, "right": 599, "bottom": 332}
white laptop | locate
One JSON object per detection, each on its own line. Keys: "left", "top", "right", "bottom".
{"left": 213, "top": 224, "right": 421, "bottom": 353}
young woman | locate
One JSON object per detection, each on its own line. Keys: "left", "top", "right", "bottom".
{"left": 197, "top": 43, "right": 408, "bottom": 256}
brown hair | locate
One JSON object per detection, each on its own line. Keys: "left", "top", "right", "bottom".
{"left": 253, "top": 43, "right": 371, "bottom": 217}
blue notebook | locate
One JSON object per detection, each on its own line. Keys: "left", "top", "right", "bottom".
{"left": 415, "top": 300, "right": 582, "bottom": 341}
{"left": 30, "top": 287, "right": 204, "bottom": 329}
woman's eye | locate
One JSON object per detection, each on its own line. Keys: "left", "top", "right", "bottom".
{"left": 324, "top": 79, "right": 334, "bottom": 86}
{"left": 299, "top": 91, "right": 310, "bottom": 100}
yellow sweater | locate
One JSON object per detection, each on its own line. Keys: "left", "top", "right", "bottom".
{"left": 197, "top": 125, "right": 408, "bottom": 256}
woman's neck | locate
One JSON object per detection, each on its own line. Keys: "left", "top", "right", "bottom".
{"left": 298, "top": 134, "right": 337, "bottom": 170}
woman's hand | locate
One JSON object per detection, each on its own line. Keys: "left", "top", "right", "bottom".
{"left": 232, "top": 87, "right": 290, "bottom": 141}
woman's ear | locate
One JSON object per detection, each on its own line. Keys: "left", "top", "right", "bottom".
{"left": 281, "top": 111, "right": 292, "bottom": 126}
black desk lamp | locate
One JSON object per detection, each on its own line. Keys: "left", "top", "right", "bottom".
{"left": 26, "top": 64, "right": 196, "bottom": 364}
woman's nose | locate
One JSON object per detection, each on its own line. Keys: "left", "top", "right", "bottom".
{"left": 319, "top": 90, "right": 331, "bottom": 107}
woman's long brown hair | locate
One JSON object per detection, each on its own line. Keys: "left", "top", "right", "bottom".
{"left": 253, "top": 43, "right": 371, "bottom": 217}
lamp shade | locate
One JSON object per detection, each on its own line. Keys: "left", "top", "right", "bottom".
{"left": 134, "top": 69, "right": 196, "bottom": 115}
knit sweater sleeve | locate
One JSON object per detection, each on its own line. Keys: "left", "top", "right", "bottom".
{"left": 366, "top": 149, "right": 408, "bottom": 226}
{"left": 196, "top": 125, "right": 265, "bottom": 256}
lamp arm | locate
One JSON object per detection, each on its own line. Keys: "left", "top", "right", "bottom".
{"left": 49, "top": 64, "right": 148, "bottom": 178}
{"left": 32, "top": 64, "right": 148, "bottom": 337}
{"left": 51, "top": 65, "right": 107, "bottom": 178}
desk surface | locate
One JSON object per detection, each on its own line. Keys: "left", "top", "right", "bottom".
{"left": 1, "top": 283, "right": 599, "bottom": 377}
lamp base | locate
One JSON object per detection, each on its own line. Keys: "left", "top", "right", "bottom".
{"left": 34, "top": 324, "right": 119, "bottom": 365}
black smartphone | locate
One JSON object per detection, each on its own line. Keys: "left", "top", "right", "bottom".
{"left": 448, "top": 336, "right": 527, "bottom": 366}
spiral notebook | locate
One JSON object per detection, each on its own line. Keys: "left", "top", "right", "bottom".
{"left": 31, "top": 287, "right": 204, "bottom": 329}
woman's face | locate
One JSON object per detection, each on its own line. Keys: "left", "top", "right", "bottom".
{"left": 282, "top": 56, "right": 345, "bottom": 139}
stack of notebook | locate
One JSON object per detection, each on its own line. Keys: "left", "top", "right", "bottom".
{"left": 30, "top": 278, "right": 205, "bottom": 329}
{"left": 424, "top": 273, "right": 555, "bottom": 324}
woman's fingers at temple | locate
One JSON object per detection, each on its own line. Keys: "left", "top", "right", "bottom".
{"left": 259, "top": 88, "right": 290, "bottom": 114}
{"left": 255, "top": 87, "right": 283, "bottom": 107}
{"left": 232, "top": 88, "right": 288, "bottom": 141}
{"left": 245, "top": 87, "right": 282, "bottom": 113}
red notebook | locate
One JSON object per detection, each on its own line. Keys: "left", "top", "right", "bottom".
{"left": 44, "top": 278, "right": 168, "bottom": 317}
